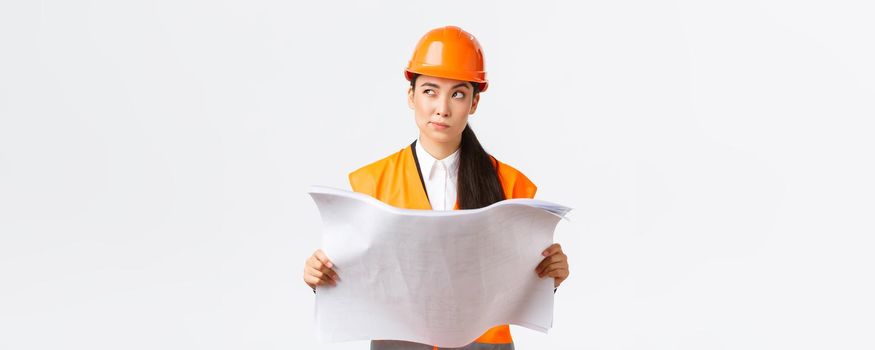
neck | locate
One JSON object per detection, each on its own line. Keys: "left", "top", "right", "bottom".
{"left": 418, "top": 134, "right": 461, "bottom": 160}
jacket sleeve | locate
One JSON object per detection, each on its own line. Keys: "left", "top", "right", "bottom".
{"left": 494, "top": 157, "right": 538, "bottom": 200}
{"left": 512, "top": 170, "right": 537, "bottom": 199}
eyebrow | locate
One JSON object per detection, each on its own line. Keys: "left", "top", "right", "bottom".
{"left": 419, "top": 82, "right": 472, "bottom": 90}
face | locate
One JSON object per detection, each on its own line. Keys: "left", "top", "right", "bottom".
{"left": 408, "top": 75, "right": 480, "bottom": 145}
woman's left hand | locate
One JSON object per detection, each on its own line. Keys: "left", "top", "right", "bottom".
{"left": 535, "top": 243, "right": 569, "bottom": 288}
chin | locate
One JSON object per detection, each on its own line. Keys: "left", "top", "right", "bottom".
{"left": 428, "top": 131, "right": 461, "bottom": 143}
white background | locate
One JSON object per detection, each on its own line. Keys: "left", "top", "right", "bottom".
{"left": 1, "top": 0, "right": 873, "bottom": 349}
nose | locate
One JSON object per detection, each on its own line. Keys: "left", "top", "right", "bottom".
{"left": 434, "top": 95, "right": 450, "bottom": 118}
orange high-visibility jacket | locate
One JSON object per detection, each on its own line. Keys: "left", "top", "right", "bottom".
{"left": 348, "top": 141, "right": 537, "bottom": 346}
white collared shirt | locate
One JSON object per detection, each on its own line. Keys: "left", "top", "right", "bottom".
{"left": 415, "top": 139, "right": 460, "bottom": 210}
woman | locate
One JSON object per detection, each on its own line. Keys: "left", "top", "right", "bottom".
{"left": 303, "top": 26, "right": 570, "bottom": 350}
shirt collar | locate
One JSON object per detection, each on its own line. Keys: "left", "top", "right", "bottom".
{"left": 415, "top": 138, "right": 460, "bottom": 180}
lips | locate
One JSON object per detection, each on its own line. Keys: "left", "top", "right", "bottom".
{"left": 429, "top": 121, "right": 450, "bottom": 128}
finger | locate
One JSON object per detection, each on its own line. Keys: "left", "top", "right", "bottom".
{"left": 535, "top": 257, "right": 550, "bottom": 274}
{"left": 541, "top": 243, "right": 563, "bottom": 257}
{"left": 304, "top": 270, "right": 327, "bottom": 288}
{"left": 538, "top": 261, "right": 568, "bottom": 277}
{"left": 319, "top": 265, "right": 340, "bottom": 281}
{"left": 319, "top": 273, "right": 336, "bottom": 285}
{"left": 535, "top": 256, "right": 553, "bottom": 274}
{"left": 544, "top": 267, "right": 569, "bottom": 279}
{"left": 544, "top": 270, "right": 569, "bottom": 285}
{"left": 306, "top": 265, "right": 336, "bottom": 285}
{"left": 535, "top": 253, "right": 567, "bottom": 274}
{"left": 314, "top": 249, "right": 334, "bottom": 269}
{"left": 306, "top": 255, "right": 323, "bottom": 270}
{"left": 306, "top": 265, "right": 325, "bottom": 279}
{"left": 304, "top": 275, "right": 321, "bottom": 288}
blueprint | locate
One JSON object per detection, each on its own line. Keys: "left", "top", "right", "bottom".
{"left": 308, "top": 186, "right": 571, "bottom": 347}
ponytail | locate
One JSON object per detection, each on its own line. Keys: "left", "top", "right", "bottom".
{"left": 457, "top": 124, "right": 506, "bottom": 209}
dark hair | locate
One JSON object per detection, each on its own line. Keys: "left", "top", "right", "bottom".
{"left": 410, "top": 73, "right": 506, "bottom": 209}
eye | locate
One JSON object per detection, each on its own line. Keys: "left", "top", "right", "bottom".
{"left": 423, "top": 89, "right": 436, "bottom": 96}
{"left": 452, "top": 91, "right": 466, "bottom": 99}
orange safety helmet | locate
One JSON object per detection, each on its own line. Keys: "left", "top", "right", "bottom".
{"left": 404, "top": 26, "right": 489, "bottom": 92}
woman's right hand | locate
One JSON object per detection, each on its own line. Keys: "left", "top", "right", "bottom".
{"left": 304, "top": 249, "right": 339, "bottom": 290}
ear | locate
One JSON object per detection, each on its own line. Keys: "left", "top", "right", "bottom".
{"left": 469, "top": 93, "right": 481, "bottom": 115}
{"left": 407, "top": 86, "right": 415, "bottom": 110}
